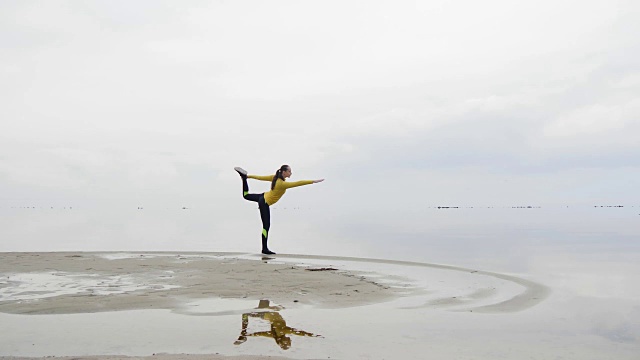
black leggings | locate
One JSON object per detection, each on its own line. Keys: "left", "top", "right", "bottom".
{"left": 242, "top": 177, "right": 271, "bottom": 250}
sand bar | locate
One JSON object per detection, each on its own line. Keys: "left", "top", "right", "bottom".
{"left": 1, "top": 252, "right": 561, "bottom": 360}
{"left": 0, "top": 252, "right": 407, "bottom": 315}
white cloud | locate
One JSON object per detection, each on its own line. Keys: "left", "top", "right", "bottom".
{"left": 542, "top": 99, "right": 640, "bottom": 151}
{"left": 1, "top": 0, "right": 639, "bottom": 207}
{"left": 544, "top": 102, "right": 634, "bottom": 137}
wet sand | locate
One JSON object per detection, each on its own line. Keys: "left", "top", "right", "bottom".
{"left": 1, "top": 252, "right": 411, "bottom": 360}
{"left": 1, "top": 252, "right": 555, "bottom": 360}
{"left": 0, "top": 252, "right": 408, "bottom": 315}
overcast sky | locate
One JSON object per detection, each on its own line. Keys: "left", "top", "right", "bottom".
{"left": 2, "top": 0, "right": 639, "bottom": 211}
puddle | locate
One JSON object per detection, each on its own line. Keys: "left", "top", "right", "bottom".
{"left": 0, "top": 271, "right": 180, "bottom": 301}
{"left": 0, "top": 298, "right": 324, "bottom": 357}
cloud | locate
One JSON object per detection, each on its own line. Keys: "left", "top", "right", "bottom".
{"left": 544, "top": 99, "right": 640, "bottom": 141}
{"left": 1, "top": 0, "right": 640, "bottom": 208}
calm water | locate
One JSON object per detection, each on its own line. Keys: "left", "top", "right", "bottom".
{"left": 2, "top": 204, "right": 638, "bottom": 270}
{"left": 1, "top": 204, "right": 639, "bottom": 358}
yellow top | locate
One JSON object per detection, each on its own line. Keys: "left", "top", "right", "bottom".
{"left": 248, "top": 175, "right": 314, "bottom": 205}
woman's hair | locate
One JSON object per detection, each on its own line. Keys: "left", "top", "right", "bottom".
{"left": 271, "top": 165, "right": 289, "bottom": 190}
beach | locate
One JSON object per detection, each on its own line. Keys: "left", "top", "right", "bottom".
{"left": 1, "top": 251, "right": 551, "bottom": 359}
{"left": 0, "top": 252, "right": 405, "bottom": 315}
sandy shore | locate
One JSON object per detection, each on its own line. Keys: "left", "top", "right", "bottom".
{"left": 1, "top": 252, "right": 412, "bottom": 360}
{"left": 0, "top": 252, "right": 406, "bottom": 315}
{"left": 1, "top": 252, "right": 558, "bottom": 360}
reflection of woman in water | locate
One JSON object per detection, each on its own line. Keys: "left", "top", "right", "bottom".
{"left": 234, "top": 165, "right": 324, "bottom": 255}
{"left": 234, "top": 300, "right": 320, "bottom": 350}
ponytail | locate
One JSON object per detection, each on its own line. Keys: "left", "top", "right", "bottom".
{"left": 271, "top": 165, "right": 289, "bottom": 190}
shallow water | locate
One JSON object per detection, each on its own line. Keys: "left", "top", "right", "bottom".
{"left": 1, "top": 205, "right": 639, "bottom": 359}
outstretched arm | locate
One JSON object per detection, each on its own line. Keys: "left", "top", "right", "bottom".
{"left": 291, "top": 329, "right": 322, "bottom": 337}
{"left": 234, "top": 314, "right": 250, "bottom": 345}
{"left": 235, "top": 312, "right": 268, "bottom": 345}
{"left": 284, "top": 179, "right": 325, "bottom": 189}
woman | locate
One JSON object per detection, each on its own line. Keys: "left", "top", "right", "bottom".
{"left": 234, "top": 299, "right": 320, "bottom": 349}
{"left": 235, "top": 165, "right": 324, "bottom": 255}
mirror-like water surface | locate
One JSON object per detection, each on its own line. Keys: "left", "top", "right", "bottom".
{"left": 1, "top": 206, "right": 638, "bottom": 359}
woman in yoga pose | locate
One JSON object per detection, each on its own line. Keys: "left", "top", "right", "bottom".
{"left": 234, "top": 165, "right": 324, "bottom": 254}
